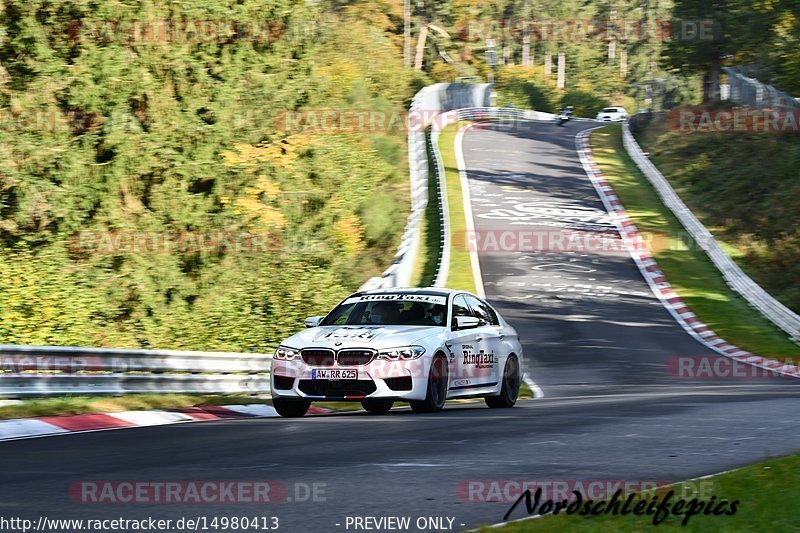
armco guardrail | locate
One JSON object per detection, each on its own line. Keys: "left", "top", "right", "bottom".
{"left": 622, "top": 122, "right": 800, "bottom": 343}
{"left": 360, "top": 83, "right": 493, "bottom": 291}
{"left": 0, "top": 345, "right": 271, "bottom": 397}
{"left": 723, "top": 66, "right": 800, "bottom": 109}
{"left": 457, "top": 108, "right": 556, "bottom": 121}
{"left": 428, "top": 117, "right": 452, "bottom": 288}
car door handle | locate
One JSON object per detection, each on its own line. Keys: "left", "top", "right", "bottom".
{"left": 475, "top": 336, "right": 484, "bottom": 342}
{"left": 498, "top": 333, "right": 506, "bottom": 340}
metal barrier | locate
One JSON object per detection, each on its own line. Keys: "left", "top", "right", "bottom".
{"left": 0, "top": 345, "right": 271, "bottom": 397}
{"left": 622, "top": 122, "right": 800, "bottom": 343}
{"left": 724, "top": 67, "right": 800, "bottom": 109}
{"left": 360, "top": 83, "right": 493, "bottom": 291}
{"left": 428, "top": 115, "right": 453, "bottom": 288}
{"left": 457, "top": 108, "right": 556, "bottom": 122}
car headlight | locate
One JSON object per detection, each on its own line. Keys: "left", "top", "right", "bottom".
{"left": 274, "top": 346, "right": 301, "bottom": 360}
{"left": 376, "top": 346, "right": 425, "bottom": 361}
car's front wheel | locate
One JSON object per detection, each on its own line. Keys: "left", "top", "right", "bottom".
{"left": 273, "top": 398, "right": 311, "bottom": 418}
{"left": 485, "top": 355, "right": 520, "bottom": 408}
{"left": 361, "top": 399, "right": 394, "bottom": 414}
{"left": 410, "top": 355, "right": 448, "bottom": 413}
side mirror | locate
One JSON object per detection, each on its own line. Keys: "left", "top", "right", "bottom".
{"left": 454, "top": 316, "right": 481, "bottom": 330}
{"left": 305, "top": 316, "right": 323, "bottom": 328}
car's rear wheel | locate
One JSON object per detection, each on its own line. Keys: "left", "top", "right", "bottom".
{"left": 361, "top": 399, "right": 394, "bottom": 414}
{"left": 273, "top": 398, "right": 311, "bottom": 418}
{"left": 410, "top": 355, "right": 448, "bottom": 413}
{"left": 485, "top": 355, "right": 520, "bottom": 408}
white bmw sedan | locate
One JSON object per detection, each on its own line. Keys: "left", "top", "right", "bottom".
{"left": 595, "top": 106, "right": 629, "bottom": 122}
{"left": 270, "top": 288, "right": 523, "bottom": 417}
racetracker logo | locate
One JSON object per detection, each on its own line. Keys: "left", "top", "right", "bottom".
{"left": 0, "top": 354, "right": 102, "bottom": 374}
{"left": 69, "top": 231, "right": 282, "bottom": 255}
{"left": 667, "top": 108, "right": 800, "bottom": 134}
{"left": 667, "top": 356, "right": 800, "bottom": 379}
{"left": 0, "top": 108, "right": 94, "bottom": 133}
{"left": 272, "top": 109, "right": 458, "bottom": 135}
{"left": 69, "top": 481, "right": 326, "bottom": 504}
{"left": 454, "top": 229, "right": 742, "bottom": 254}
{"left": 456, "top": 229, "right": 640, "bottom": 253}
{"left": 271, "top": 358, "right": 499, "bottom": 381}
{"left": 461, "top": 18, "right": 717, "bottom": 43}
{"left": 68, "top": 19, "right": 288, "bottom": 44}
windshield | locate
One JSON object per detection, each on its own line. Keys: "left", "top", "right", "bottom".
{"left": 320, "top": 294, "right": 448, "bottom": 327}
{"left": 601, "top": 107, "right": 619, "bottom": 113}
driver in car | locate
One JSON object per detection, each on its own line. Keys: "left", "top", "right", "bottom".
{"left": 369, "top": 301, "right": 401, "bottom": 325}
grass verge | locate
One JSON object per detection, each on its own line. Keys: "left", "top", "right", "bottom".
{"left": 631, "top": 114, "right": 800, "bottom": 314}
{"left": 0, "top": 394, "right": 373, "bottom": 420}
{"left": 438, "top": 121, "right": 477, "bottom": 293}
{"left": 482, "top": 451, "right": 800, "bottom": 531}
{"left": 590, "top": 125, "right": 800, "bottom": 360}
{"left": 0, "top": 394, "right": 269, "bottom": 420}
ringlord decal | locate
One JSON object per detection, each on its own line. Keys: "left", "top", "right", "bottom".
{"left": 343, "top": 294, "right": 448, "bottom": 305}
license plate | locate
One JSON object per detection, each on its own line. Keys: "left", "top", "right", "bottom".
{"left": 312, "top": 369, "right": 357, "bottom": 380}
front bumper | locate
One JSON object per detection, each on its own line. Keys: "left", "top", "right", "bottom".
{"left": 270, "top": 358, "right": 430, "bottom": 401}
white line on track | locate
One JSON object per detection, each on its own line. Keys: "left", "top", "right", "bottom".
{"left": 455, "top": 121, "right": 544, "bottom": 400}
{"left": 454, "top": 123, "right": 485, "bottom": 299}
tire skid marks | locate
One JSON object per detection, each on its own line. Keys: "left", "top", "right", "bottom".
{"left": 464, "top": 130, "right": 653, "bottom": 305}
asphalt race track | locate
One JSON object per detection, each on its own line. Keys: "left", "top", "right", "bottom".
{"left": 1, "top": 121, "right": 799, "bottom": 531}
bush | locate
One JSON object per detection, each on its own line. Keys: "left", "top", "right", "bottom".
{"left": 0, "top": 1, "right": 414, "bottom": 350}
{"left": 494, "top": 66, "right": 558, "bottom": 113}
{"left": 559, "top": 89, "right": 611, "bottom": 118}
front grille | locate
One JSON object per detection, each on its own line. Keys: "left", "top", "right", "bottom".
{"left": 298, "top": 379, "right": 377, "bottom": 397}
{"left": 337, "top": 349, "right": 375, "bottom": 366}
{"left": 384, "top": 376, "right": 413, "bottom": 391}
{"left": 301, "top": 349, "right": 335, "bottom": 367}
{"left": 273, "top": 375, "right": 295, "bottom": 390}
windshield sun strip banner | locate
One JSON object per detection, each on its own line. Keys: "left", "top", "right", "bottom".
{"left": 343, "top": 294, "right": 448, "bottom": 306}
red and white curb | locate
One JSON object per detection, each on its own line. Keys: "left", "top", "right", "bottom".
{"left": 575, "top": 129, "right": 800, "bottom": 379}
{"left": 0, "top": 404, "right": 331, "bottom": 442}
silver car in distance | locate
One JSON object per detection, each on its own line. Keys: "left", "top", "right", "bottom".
{"left": 270, "top": 288, "right": 524, "bottom": 417}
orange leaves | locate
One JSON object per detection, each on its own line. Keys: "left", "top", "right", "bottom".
{"left": 334, "top": 214, "right": 366, "bottom": 256}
